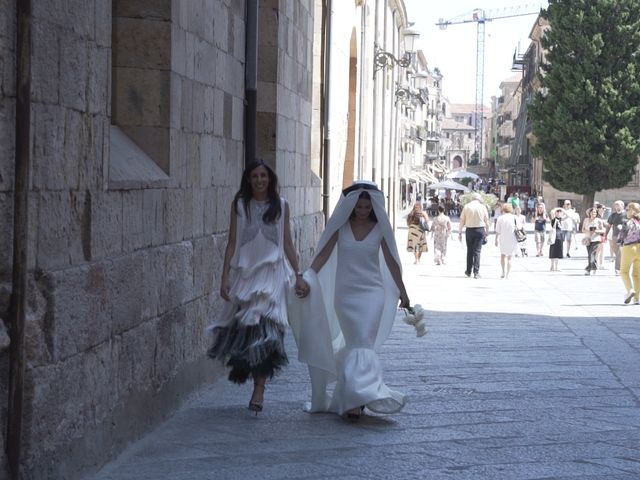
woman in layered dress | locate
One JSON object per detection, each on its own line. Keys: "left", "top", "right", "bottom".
{"left": 208, "top": 160, "right": 308, "bottom": 414}
{"left": 406, "top": 202, "right": 429, "bottom": 264}
{"left": 494, "top": 203, "right": 517, "bottom": 278}
{"left": 431, "top": 205, "right": 452, "bottom": 265}
{"left": 289, "top": 182, "right": 410, "bottom": 421}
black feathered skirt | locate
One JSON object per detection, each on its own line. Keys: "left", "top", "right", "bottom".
{"left": 208, "top": 315, "right": 288, "bottom": 384}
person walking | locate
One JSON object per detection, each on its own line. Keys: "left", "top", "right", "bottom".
{"left": 582, "top": 207, "right": 607, "bottom": 275}
{"left": 560, "top": 200, "right": 580, "bottom": 257}
{"left": 494, "top": 203, "right": 517, "bottom": 278}
{"left": 595, "top": 203, "right": 608, "bottom": 269}
{"left": 533, "top": 203, "right": 549, "bottom": 257}
{"left": 431, "top": 205, "right": 452, "bottom": 265}
{"left": 289, "top": 182, "right": 410, "bottom": 420}
{"left": 618, "top": 202, "right": 640, "bottom": 304}
{"left": 548, "top": 207, "right": 566, "bottom": 271}
{"left": 458, "top": 192, "right": 490, "bottom": 279}
{"left": 207, "top": 160, "right": 308, "bottom": 414}
{"left": 514, "top": 206, "right": 528, "bottom": 257}
{"left": 406, "top": 202, "right": 429, "bottom": 264}
{"left": 606, "top": 200, "right": 626, "bottom": 275}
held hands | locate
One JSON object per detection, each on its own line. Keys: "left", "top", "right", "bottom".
{"left": 295, "top": 275, "right": 310, "bottom": 298}
{"left": 220, "top": 275, "right": 231, "bottom": 301}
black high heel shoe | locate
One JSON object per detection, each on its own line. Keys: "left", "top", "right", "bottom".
{"left": 248, "top": 383, "right": 265, "bottom": 415}
{"left": 345, "top": 406, "right": 365, "bottom": 421}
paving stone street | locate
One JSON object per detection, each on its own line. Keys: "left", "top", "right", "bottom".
{"left": 90, "top": 223, "right": 640, "bottom": 480}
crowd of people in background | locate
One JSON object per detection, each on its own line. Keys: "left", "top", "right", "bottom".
{"left": 405, "top": 191, "right": 640, "bottom": 305}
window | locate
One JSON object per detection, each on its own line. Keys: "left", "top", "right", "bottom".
{"left": 110, "top": 0, "right": 172, "bottom": 187}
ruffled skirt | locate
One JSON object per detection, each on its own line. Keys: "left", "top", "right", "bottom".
{"left": 208, "top": 315, "right": 288, "bottom": 384}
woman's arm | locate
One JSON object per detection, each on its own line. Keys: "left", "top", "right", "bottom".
{"left": 381, "top": 238, "right": 410, "bottom": 307}
{"left": 309, "top": 231, "right": 339, "bottom": 273}
{"left": 220, "top": 203, "right": 237, "bottom": 301}
{"left": 283, "top": 201, "right": 309, "bottom": 295}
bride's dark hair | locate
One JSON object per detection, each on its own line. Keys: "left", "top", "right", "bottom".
{"left": 233, "top": 160, "right": 281, "bottom": 223}
{"left": 349, "top": 191, "right": 377, "bottom": 222}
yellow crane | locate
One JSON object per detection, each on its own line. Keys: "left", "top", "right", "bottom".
{"left": 436, "top": 4, "right": 542, "bottom": 165}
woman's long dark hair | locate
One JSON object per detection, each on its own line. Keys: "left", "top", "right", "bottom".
{"left": 233, "top": 160, "right": 281, "bottom": 223}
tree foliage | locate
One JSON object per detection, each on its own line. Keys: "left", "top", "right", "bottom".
{"left": 529, "top": 0, "right": 640, "bottom": 196}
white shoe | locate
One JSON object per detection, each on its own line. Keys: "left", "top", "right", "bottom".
{"left": 624, "top": 291, "right": 635, "bottom": 304}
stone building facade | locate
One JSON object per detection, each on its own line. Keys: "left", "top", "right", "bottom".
{"left": 0, "top": 1, "right": 321, "bottom": 478}
{"left": 311, "top": 0, "right": 414, "bottom": 229}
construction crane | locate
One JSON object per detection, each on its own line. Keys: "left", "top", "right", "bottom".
{"left": 436, "top": 4, "right": 542, "bottom": 166}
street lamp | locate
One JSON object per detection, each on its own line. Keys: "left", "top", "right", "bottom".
{"left": 395, "top": 71, "right": 429, "bottom": 103}
{"left": 373, "top": 29, "right": 420, "bottom": 78}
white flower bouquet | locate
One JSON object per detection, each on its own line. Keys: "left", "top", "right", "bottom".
{"left": 400, "top": 304, "right": 426, "bottom": 337}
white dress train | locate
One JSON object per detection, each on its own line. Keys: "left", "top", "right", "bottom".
{"left": 289, "top": 184, "right": 406, "bottom": 415}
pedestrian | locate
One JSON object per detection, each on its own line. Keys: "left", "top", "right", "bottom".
{"left": 560, "top": 200, "right": 580, "bottom": 257}
{"left": 493, "top": 200, "right": 503, "bottom": 232}
{"left": 527, "top": 195, "right": 536, "bottom": 221}
{"left": 290, "top": 181, "right": 410, "bottom": 420}
{"left": 606, "top": 200, "right": 626, "bottom": 275}
{"left": 406, "top": 202, "right": 429, "bottom": 264}
{"left": 458, "top": 192, "right": 490, "bottom": 279}
{"left": 533, "top": 203, "right": 549, "bottom": 257}
{"left": 618, "top": 202, "right": 640, "bottom": 304}
{"left": 207, "top": 160, "right": 308, "bottom": 414}
{"left": 514, "top": 206, "right": 528, "bottom": 257}
{"left": 595, "top": 203, "right": 607, "bottom": 268}
{"left": 511, "top": 192, "right": 520, "bottom": 210}
{"left": 495, "top": 203, "right": 517, "bottom": 278}
{"left": 582, "top": 207, "right": 606, "bottom": 275}
{"left": 548, "top": 207, "right": 566, "bottom": 271}
{"left": 431, "top": 205, "right": 452, "bottom": 265}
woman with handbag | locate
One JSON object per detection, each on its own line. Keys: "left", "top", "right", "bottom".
{"left": 514, "top": 206, "right": 528, "bottom": 257}
{"left": 618, "top": 202, "right": 640, "bottom": 304}
{"left": 406, "top": 202, "right": 429, "bottom": 264}
{"left": 582, "top": 208, "right": 606, "bottom": 275}
{"left": 495, "top": 203, "right": 518, "bottom": 278}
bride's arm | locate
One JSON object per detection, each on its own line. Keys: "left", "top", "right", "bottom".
{"left": 381, "top": 239, "right": 410, "bottom": 307}
{"left": 309, "top": 231, "right": 338, "bottom": 273}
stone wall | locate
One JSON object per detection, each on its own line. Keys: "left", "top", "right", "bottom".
{"left": 0, "top": 1, "right": 320, "bottom": 478}
{"left": 0, "top": 0, "right": 15, "bottom": 475}
{"left": 258, "top": 0, "right": 323, "bottom": 261}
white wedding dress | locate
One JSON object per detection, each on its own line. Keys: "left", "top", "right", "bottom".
{"left": 329, "top": 223, "right": 405, "bottom": 413}
{"left": 289, "top": 183, "right": 406, "bottom": 415}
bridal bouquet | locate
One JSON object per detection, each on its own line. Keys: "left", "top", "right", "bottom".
{"left": 400, "top": 304, "right": 426, "bottom": 337}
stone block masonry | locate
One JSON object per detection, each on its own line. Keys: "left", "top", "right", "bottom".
{"left": 0, "top": 0, "right": 321, "bottom": 478}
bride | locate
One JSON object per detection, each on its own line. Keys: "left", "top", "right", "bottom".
{"left": 289, "top": 181, "right": 410, "bottom": 420}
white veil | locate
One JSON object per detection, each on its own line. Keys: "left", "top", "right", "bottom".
{"left": 288, "top": 181, "right": 403, "bottom": 412}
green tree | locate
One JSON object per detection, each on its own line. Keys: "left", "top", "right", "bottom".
{"left": 529, "top": 0, "right": 640, "bottom": 213}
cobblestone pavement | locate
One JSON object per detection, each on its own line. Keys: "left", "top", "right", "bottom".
{"left": 90, "top": 224, "right": 640, "bottom": 480}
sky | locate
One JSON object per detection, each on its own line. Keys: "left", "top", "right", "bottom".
{"left": 403, "top": 0, "right": 548, "bottom": 105}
